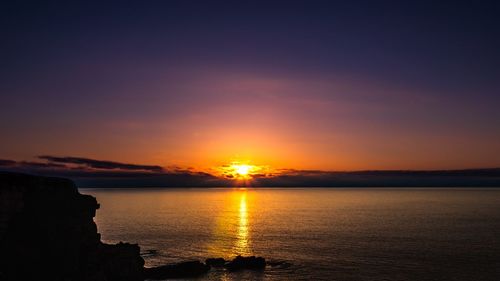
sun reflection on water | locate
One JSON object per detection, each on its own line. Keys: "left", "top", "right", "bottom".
{"left": 235, "top": 191, "right": 250, "bottom": 255}
{"left": 207, "top": 189, "right": 252, "bottom": 258}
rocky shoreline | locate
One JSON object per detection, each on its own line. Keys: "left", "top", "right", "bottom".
{"left": 142, "top": 256, "right": 266, "bottom": 280}
{"left": 0, "top": 172, "right": 265, "bottom": 280}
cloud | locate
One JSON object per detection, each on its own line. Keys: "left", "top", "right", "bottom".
{"left": 0, "top": 159, "right": 17, "bottom": 166}
{"left": 38, "top": 156, "right": 164, "bottom": 172}
{"left": 18, "top": 161, "right": 67, "bottom": 168}
{"left": 252, "top": 169, "right": 500, "bottom": 187}
{"left": 0, "top": 156, "right": 229, "bottom": 187}
{"left": 1, "top": 156, "right": 500, "bottom": 187}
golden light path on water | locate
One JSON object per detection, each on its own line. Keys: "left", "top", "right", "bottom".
{"left": 236, "top": 191, "right": 249, "bottom": 254}
{"left": 207, "top": 189, "right": 252, "bottom": 258}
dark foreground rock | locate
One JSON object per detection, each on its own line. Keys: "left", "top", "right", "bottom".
{"left": 225, "top": 255, "right": 266, "bottom": 271}
{"left": 144, "top": 261, "right": 210, "bottom": 279}
{"left": 0, "top": 172, "right": 268, "bottom": 280}
{"left": 0, "top": 172, "right": 144, "bottom": 281}
{"left": 206, "top": 257, "right": 226, "bottom": 267}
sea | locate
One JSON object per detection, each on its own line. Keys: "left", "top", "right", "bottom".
{"left": 81, "top": 188, "right": 500, "bottom": 281}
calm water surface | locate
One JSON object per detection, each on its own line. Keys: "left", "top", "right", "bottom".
{"left": 82, "top": 188, "right": 500, "bottom": 281}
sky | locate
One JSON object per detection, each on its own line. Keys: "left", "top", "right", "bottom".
{"left": 1, "top": 0, "right": 500, "bottom": 177}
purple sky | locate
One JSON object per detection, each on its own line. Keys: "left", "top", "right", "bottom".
{"left": 1, "top": 1, "right": 499, "bottom": 171}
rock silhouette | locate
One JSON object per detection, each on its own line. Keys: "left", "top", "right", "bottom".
{"left": 0, "top": 172, "right": 144, "bottom": 281}
{"left": 0, "top": 172, "right": 268, "bottom": 280}
{"left": 225, "top": 255, "right": 266, "bottom": 271}
{"left": 206, "top": 257, "right": 226, "bottom": 267}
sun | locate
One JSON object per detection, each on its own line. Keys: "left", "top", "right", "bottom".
{"left": 219, "top": 162, "right": 260, "bottom": 179}
{"left": 234, "top": 164, "right": 251, "bottom": 176}
{"left": 216, "top": 161, "right": 270, "bottom": 181}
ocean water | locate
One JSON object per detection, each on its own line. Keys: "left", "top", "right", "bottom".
{"left": 82, "top": 188, "right": 500, "bottom": 281}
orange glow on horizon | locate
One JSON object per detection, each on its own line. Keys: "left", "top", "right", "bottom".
{"left": 215, "top": 162, "right": 271, "bottom": 181}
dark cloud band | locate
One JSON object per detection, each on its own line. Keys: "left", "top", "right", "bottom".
{"left": 1, "top": 156, "right": 499, "bottom": 187}
{"left": 38, "top": 156, "right": 163, "bottom": 172}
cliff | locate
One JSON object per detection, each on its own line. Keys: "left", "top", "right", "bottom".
{"left": 0, "top": 172, "right": 144, "bottom": 281}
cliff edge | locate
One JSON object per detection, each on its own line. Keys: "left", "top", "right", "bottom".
{"left": 0, "top": 172, "right": 144, "bottom": 281}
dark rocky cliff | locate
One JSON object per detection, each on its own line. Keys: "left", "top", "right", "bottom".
{"left": 0, "top": 172, "right": 144, "bottom": 281}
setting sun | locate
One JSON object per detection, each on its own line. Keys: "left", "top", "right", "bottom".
{"left": 230, "top": 164, "right": 256, "bottom": 179}
{"left": 235, "top": 165, "right": 251, "bottom": 176}
{"left": 216, "top": 162, "right": 266, "bottom": 180}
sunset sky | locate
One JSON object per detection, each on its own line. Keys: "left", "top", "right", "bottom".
{"left": 1, "top": 1, "right": 499, "bottom": 175}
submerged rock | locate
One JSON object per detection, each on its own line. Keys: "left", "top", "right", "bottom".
{"left": 225, "top": 255, "right": 266, "bottom": 271}
{"left": 0, "top": 172, "right": 144, "bottom": 281}
{"left": 144, "top": 261, "right": 210, "bottom": 279}
{"left": 206, "top": 257, "right": 226, "bottom": 267}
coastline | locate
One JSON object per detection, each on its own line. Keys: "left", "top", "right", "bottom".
{"left": 0, "top": 172, "right": 265, "bottom": 281}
